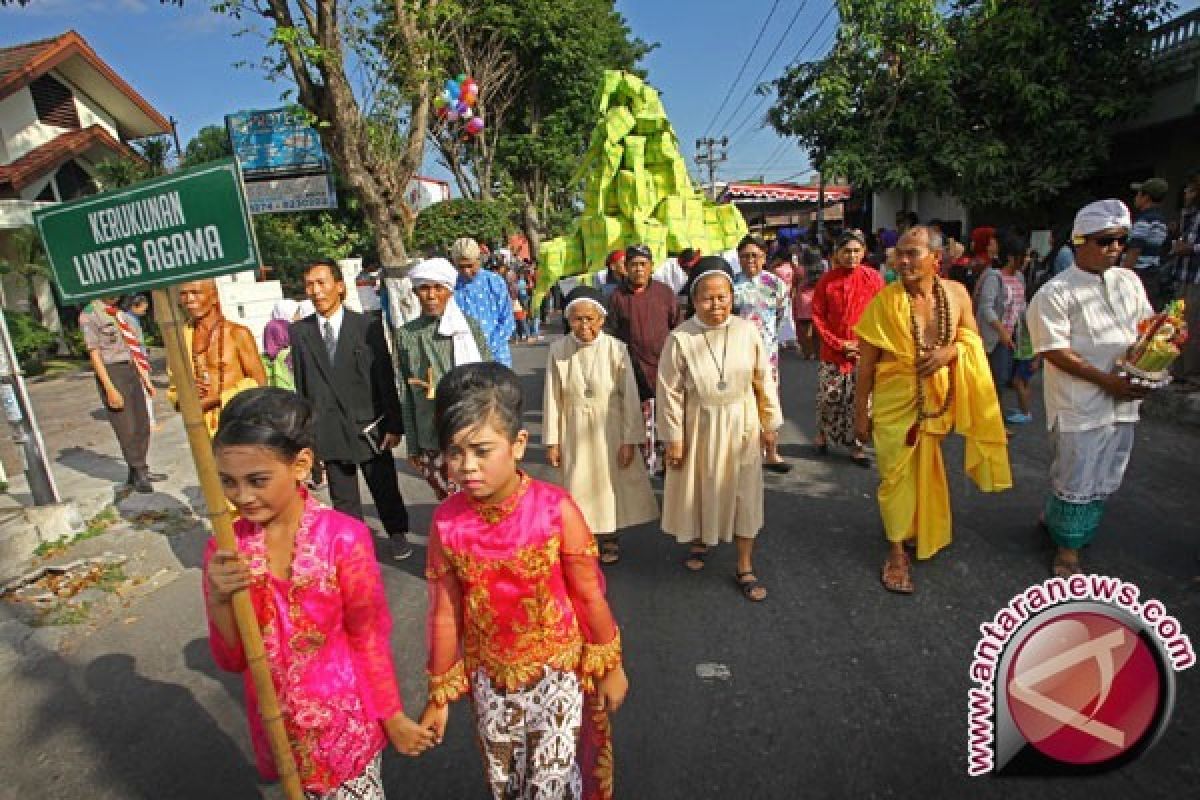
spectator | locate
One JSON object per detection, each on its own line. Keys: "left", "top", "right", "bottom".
{"left": 1123, "top": 177, "right": 1170, "bottom": 308}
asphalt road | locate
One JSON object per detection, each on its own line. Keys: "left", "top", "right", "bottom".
{"left": 2, "top": 334, "right": 1198, "bottom": 799}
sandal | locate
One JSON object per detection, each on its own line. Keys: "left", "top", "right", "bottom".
{"left": 735, "top": 570, "right": 767, "bottom": 602}
{"left": 684, "top": 545, "right": 708, "bottom": 572}
{"left": 763, "top": 460, "right": 793, "bottom": 474}
{"left": 850, "top": 452, "right": 871, "bottom": 468}
{"left": 599, "top": 539, "right": 620, "bottom": 565}
{"left": 814, "top": 441, "right": 829, "bottom": 456}
{"left": 881, "top": 552, "right": 914, "bottom": 594}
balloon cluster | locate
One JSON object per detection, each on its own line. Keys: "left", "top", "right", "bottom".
{"left": 434, "top": 74, "right": 485, "bottom": 137}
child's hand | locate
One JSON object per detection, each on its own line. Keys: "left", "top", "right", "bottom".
{"left": 616, "top": 444, "right": 635, "bottom": 469}
{"left": 206, "top": 550, "right": 251, "bottom": 604}
{"left": 385, "top": 712, "right": 437, "bottom": 756}
{"left": 546, "top": 444, "right": 561, "bottom": 468}
{"left": 594, "top": 665, "right": 628, "bottom": 713}
{"left": 419, "top": 702, "right": 450, "bottom": 744}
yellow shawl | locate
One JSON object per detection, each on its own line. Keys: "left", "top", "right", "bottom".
{"left": 854, "top": 282, "right": 1012, "bottom": 558}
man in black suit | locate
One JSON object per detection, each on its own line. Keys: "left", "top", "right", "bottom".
{"left": 292, "top": 259, "right": 413, "bottom": 559}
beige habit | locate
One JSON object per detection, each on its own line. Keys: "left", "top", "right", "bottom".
{"left": 657, "top": 315, "right": 783, "bottom": 545}
{"left": 543, "top": 331, "right": 659, "bottom": 534}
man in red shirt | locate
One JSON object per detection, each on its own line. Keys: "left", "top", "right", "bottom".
{"left": 606, "top": 243, "right": 681, "bottom": 474}
{"left": 811, "top": 229, "right": 885, "bottom": 466}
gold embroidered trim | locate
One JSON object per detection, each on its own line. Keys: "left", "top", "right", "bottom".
{"left": 427, "top": 661, "right": 469, "bottom": 707}
{"left": 581, "top": 629, "right": 622, "bottom": 692}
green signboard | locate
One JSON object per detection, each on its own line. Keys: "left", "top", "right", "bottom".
{"left": 33, "top": 158, "right": 260, "bottom": 303}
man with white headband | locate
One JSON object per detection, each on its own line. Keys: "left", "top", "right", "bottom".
{"left": 1027, "top": 199, "right": 1155, "bottom": 577}
{"left": 396, "top": 257, "right": 491, "bottom": 499}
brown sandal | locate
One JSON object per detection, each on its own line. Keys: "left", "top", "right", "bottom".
{"left": 684, "top": 545, "right": 708, "bottom": 572}
{"left": 735, "top": 570, "right": 768, "bottom": 602}
{"left": 881, "top": 552, "right": 914, "bottom": 594}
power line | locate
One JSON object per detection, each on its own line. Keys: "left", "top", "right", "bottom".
{"left": 711, "top": 0, "right": 811, "bottom": 137}
{"left": 702, "top": 0, "right": 782, "bottom": 138}
{"left": 724, "top": 3, "right": 839, "bottom": 146}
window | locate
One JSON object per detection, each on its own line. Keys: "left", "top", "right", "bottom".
{"left": 30, "top": 74, "right": 81, "bottom": 130}
{"left": 55, "top": 161, "right": 96, "bottom": 201}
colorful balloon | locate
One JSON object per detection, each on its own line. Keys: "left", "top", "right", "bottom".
{"left": 466, "top": 117, "right": 485, "bottom": 136}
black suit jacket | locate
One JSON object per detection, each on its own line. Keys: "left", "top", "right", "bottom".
{"left": 292, "top": 308, "right": 404, "bottom": 463}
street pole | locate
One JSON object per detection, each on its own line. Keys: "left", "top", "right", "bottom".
{"left": 152, "top": 287, "right": 304, "bottom": 800}
{"left": 168, "top": 116, "right": 184, "bottom": 166}
{"left": 694, "top": 136, "right": 729, "bottom": 200}
{"left": 816, "top": 168, "right": 826, "bottom": 243}
{"left": 0, "top": 308, "right": 60, "bottom": 505}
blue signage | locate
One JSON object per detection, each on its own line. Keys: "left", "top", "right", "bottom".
{"left": 224, "top": 108, "right": 328, "bottom": 177}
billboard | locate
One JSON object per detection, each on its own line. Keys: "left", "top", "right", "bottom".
{"left": 244, "top": 174, "right": 338, "bottom": 214}
{"left": 225, "top": 108, "right": 328, "bottom": 177}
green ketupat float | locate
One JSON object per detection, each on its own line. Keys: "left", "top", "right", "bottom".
{"left": 534, "top": 70, "right": 748, "bottom": 305}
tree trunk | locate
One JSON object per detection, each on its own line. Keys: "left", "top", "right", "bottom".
{"left": 520, "top": 194, "right": 541, "bottom": 260}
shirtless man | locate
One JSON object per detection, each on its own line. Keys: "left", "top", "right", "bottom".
{"left": 170, "top": 279, "right": 266, "bottom": 433}
{"left": 854, "top": 225, "right": 1012, "bottom": 593}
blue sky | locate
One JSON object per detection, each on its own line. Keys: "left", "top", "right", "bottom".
{"left": 2, "top": 0, "right": 1196, "bottom": 191}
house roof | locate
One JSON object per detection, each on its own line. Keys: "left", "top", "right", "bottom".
{"left": 721, "top": 182, "right": 853, "bottom": 204}
{"left": 0, "top": 124, "right": 136, "bottom": 193}
{"left": 0, "top": 30, "right": 170, "bottom": 139}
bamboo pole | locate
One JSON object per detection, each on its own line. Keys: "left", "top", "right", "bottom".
{"left": 152, "top": 286, "right": 304, "bottom": 800}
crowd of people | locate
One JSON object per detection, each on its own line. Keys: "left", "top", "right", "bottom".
{"left": 69, "top": 174, "right": 1199, "bottom": 798}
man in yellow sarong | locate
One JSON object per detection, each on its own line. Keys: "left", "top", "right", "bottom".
{"left": 854, "top": 225, "right": 1012, "bottom": 593}
{"left": 167, "top": 279, "right": 266, "bottom": 435}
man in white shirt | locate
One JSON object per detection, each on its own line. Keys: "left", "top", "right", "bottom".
{"left": 1027, "top": 199, "right": 1154, "bottom": 577}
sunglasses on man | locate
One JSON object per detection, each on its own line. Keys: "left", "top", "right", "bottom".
{"left": 1088, "top": 234, "right": 1128, "bottom": 248}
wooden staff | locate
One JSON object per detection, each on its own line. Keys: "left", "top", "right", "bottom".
{"left": 152, "top": 286, "right": 304, "bottom": 800}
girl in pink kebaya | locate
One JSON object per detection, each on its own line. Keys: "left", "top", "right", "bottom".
{"left": 204, "top": 388, "right": 434, "bottom": 798}
{"left": 419, "top": 362, "right": 628, "bottom": 799}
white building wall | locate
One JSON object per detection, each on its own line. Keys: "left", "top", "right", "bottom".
{"left": 0, "top": 88, "right": 55, "bottom": 164}
{"left": 872, "top": 189, "right": 969, "bottom": 233}
{"left": 67, "top": 77, "right": 120, "bottom": 140}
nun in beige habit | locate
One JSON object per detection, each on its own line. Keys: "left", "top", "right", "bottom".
{"left": 657, "top": 257, "right": 783, "bottom": 601}
{"left": 544, "top": 285, "right": 659, "bottom": 564}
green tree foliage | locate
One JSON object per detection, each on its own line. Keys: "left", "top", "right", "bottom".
{"left": 182, "top": 124, "right": 234, "bottom": 167}
{"left": 5, "top": 311, "right": 57, "bottom": 374}
{"left": 767, "top": 0, "right": 1174, "bottom": 215}
{"left": 767, "top": 0, "right": 956, "bottom": 195}
{"left": 410, "top": 197, "right": 516, "bottom": 255}
{"left": 944, "top": 0, "right": 1171, "bottom": 212}
{"left": 0, "top": 227, "right": 50, "bottom": 325}
{"left": 254, "top": 212, "right": 373, "bottom": 292}
{"left": 469, "top": 0, "right": 652, "bottom": 251}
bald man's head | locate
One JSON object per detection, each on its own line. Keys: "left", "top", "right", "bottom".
{"left": 178, "top": 279, "right": 219, "bottom": 320}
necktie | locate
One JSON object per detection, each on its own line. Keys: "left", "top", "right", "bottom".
{"left": 323, "top": 319, "right": 337, "bottom": 360}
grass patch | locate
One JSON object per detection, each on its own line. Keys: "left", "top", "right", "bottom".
{"left": 33, "top": 506, "right": 120, "bottom": 558}
{"left": 37, "top": 358, "right": 87, "bottom": 379}
{"left": 35, "top": 602, "right": 92, "bottom": 627}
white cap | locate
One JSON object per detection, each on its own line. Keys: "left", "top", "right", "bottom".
{"left": 1072, "top": 199, "right": 1131, "bottom": 239}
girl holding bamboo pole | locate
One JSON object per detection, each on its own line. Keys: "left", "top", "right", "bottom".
{"left": 203, "top": 388, "right": 434, "bottom": 798}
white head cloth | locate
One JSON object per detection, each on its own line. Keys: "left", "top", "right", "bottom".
{"left": 271, "top": 298, "right": 300, "bottom": 321}
{"left": 410, "top": 258, "right": 482, "bottom": 366}
{"left": 1072, "top": 199, "right": 1132, "bottom": 239}
{"left": 563, "top": 296, "right": 607, "bottom": 318}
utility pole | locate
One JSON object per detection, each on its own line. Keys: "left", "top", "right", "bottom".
{"left": 169, "top": 116, "right": 185, "bottom": 167}
{"left": 0, "top": 309, "right": 60, "bottom": 505}
{"left": 694, "top": 136, "right": 728, "bottom": 200}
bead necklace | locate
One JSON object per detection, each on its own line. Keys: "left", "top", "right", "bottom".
{"left": 702, "top": 324, "right": 730, "bottom": 391}
{"left": 193, "top": 316, "right": 226, "bottom": 410}
{"left": 906, "top": 277, "right": 954, "bottom": 446}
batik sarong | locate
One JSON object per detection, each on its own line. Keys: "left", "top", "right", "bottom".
{"left": 413, "top": 450, "right": 457, "bottom": 501}
{"left": 815, "top": 361, "right": 859, "bottom": 447}
{"left": 471, "top": 666, "right": 611, "bottom": 800}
